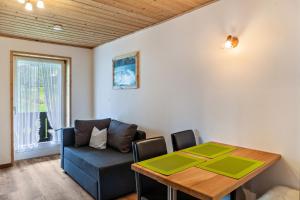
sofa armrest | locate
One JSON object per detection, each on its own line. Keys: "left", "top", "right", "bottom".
{"left": 134, "top": 130, "right": 146, "bottom": 141}
{"left": 61, "top": 128, "right": 75, "bottom": 147}
{"left": 60, "top": 128, "right": 75, "bottom": 169}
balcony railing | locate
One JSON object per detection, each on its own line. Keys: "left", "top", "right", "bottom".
{"left": 39, "top": 112, "right": 54, "bottom": 143}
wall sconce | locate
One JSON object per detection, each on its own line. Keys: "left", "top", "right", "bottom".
{"left": 225, "top": 35, "right": 239, "bottom": 49}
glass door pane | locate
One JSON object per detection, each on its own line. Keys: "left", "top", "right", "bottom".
{"left": 13, "top": 56, "right": 66, "bottom": 153}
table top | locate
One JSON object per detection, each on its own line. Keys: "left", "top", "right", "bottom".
{"left": 131, "top": 142, "right": 281, "bottom": 200}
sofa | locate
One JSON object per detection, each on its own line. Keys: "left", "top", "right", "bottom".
{"left": 60, "top": 118, "right": 146, "bottom": 200}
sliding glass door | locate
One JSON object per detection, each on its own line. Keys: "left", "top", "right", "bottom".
{"left": 13, "top": 55, "right": 70, "bottom": 154}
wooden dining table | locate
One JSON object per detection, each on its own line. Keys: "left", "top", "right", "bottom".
{"left": 131, "top": 142, "right": 281, "bottom": 200}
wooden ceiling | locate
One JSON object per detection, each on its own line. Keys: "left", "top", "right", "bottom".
{"left": 0, "top": 0, "right": 217, "bottom": 48}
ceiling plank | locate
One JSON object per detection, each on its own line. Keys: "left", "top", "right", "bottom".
{"left": 0, "top": 16, "right": 120, "bottom": 40}
{"left": 1, "top": 0, "right": 218, "bottom": 48}
{"left": 1, "top": 1, "right": 144, "bottom": 31}
{"left": 0, "top": 33, "right": 94, "bottom": 48}
{"left": 0, "top": 27, "right": 101, "bottom": 46}
{"left": 0, "top": 10, "right": 131, "bottom": 35}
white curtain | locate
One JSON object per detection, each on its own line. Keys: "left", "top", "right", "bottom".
{"left": 41, "top": 62, "right": 62, "bottom": 142}
{"left": 14, "top": 58, "right": 63, "bottom": 152}
{"left": 14, "top": 60, "right": 41, "bottom": 152}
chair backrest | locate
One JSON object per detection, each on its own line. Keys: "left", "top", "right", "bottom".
{"left": 171, "top": 130, "right": 196, "bottom": 151}
{"left": 132, "top": 137, "right": 168, "bottom": 200}
{"left": 132, "top": 137, "right": 167, "bottom": 162}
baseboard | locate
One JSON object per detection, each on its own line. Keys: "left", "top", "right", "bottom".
{"left": 0, "top": 163, "right": 13, "bottom": 169}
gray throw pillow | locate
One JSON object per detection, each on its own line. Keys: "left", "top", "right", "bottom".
{"left": 107, "top": 120, "right": 137, "bottom": 153}
{"left": 74, "top": 118, "right": 111, "bottom": 147}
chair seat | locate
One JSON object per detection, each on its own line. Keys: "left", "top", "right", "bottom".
{"left": 64, "top": 146, "right": 133, "bottom": 178}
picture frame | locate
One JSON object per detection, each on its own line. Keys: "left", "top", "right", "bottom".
{"left": 112, "top": 51, "right": 139, "bottom": 89}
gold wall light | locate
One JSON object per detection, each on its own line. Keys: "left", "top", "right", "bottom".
{"left": 225, "top": 35, "right": 239, "bottom": 49}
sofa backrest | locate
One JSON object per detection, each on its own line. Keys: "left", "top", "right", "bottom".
{"left": 74, "top": 118, "right": 111, "bottom": 147}
{"left": 73, "top": 118, "right": 146, "bottom": 151}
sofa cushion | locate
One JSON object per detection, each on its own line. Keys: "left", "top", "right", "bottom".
{"left": 107, "top": 120, "right": 138, "bottom": 153}
{"left": 64, "top": 146, "right": 134, "bottom": 178}
{"left": 74, "top": 119, "right": 111, "bottom": 147}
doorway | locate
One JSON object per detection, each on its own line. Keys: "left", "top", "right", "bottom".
{"left": 11, "top": 51, "right": 71, "bottom": 161}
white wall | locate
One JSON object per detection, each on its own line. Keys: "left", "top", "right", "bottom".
{"left": 0, "top": 37, "right": 94, "bottom": 165}
{"left": 94, "top": 0, "right": 300, "bottom": 196}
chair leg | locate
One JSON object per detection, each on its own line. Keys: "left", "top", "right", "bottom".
{"left": 230, "top": 190, "right": 237, "bottom": 200}
{"left": 168, "top": 186, "right": 177, "bottom": 200}
{"left": 135, "top": 173, "right": 142, "bottom": 200}
{"left": 173, "top": 188, "right": 177, "bottom": 200}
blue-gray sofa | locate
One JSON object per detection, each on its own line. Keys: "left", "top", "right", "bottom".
{"left": 60, "top": 119, "right": 146, "bottom": 200}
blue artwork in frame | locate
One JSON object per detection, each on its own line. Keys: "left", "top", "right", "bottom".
{"left": 113, "top": 51, "right": 139, "bottom": 89}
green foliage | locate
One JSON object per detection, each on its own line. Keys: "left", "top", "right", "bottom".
{"left": 39, "top": 87, "right": 47, "bottom": 112}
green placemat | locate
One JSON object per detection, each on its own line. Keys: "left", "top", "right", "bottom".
{"left": 137, "top": 153, "right": 206, "bottom": 176}
{"left": 197, "top": 155, "right": 264, "bottom": 179}
{"left": 182, "top": 142, "right": 237, "bottom": 158}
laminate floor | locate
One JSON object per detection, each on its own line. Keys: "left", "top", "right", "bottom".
{"left": 0, "top": 155, "right": 136, "bottom": 200}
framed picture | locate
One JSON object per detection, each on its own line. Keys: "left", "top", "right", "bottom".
{"left": 112, "top": 51, "right": 139, "bottom": 89}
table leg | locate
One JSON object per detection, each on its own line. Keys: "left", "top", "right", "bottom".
{"left": 167, "top": 186, "right": 177, "bottom": 200}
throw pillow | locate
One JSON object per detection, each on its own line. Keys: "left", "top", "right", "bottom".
{"left": 107, "top": 120, "right": 137, "bottom": 153}
{"left": 74, "top": 118, "right": 111, "bottom": 147}
{"left": 89, "top": 127, "right": 107, "bottom": 149}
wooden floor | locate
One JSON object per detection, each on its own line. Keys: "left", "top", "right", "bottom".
{"left": 0, "top": 155, "right": 136, "bottom": 200}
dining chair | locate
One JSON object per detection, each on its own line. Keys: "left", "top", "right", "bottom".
{"left": 132, "top": 137, "right": 168, "bottom": 200}
{"left": 171, "top": 130, "right": 197, "bottom": 151}
{"left": 132, "top": 137, "right": 199, "bottom": 200}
